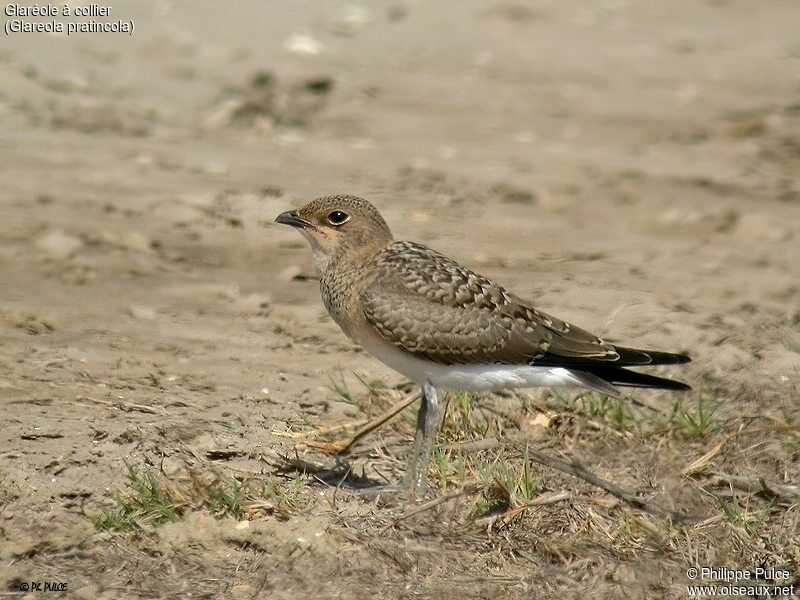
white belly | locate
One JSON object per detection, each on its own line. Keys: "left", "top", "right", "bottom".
{"left": 425, "top": 363, "right": 579, "bottom": 391}
{"left": 356, "top": 329, "right": 583, "bottom": 392}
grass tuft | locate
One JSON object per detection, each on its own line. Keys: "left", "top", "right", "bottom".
{"left": 93, "top": 463, "right": 179, "bottom": 531}
{"left": 93, "top": 463, "right": 301, "bottom": 532}
{"left": 784, "top": 433, "right": 800, "bottom": 458}
{"left": 494, "top": 448, "right": 546, "bottom": 504}
{"left": 716, "top": 490, "right": 771, "bottom": 537}
{"left": 326, "top": 370, "right": 356, "bottom": 404}
{"left": 441, "top": 391, "right": 492, "bottom": 442}
{"left": 670, "top": 395, "right": 718, "bottom": 439}
{"left": 326, "top": 369, "right": 388, "bottom": 414}
{"left": 469, "top": 449, "right": 546, "bottom": 518}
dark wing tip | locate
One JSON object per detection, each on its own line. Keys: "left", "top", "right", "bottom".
{"left": 614, "top": 346, "right": 691, "bottom": 366}
{"left": 583, "top": 366, "right": 692, "bottom": 391}
{"left": 646, "top": 350, "right": 691, "bottom": 365}
{"left": 671, "top": 354, "right": 691, "bottom": 365}
{"left": 652, "top": 378, "right": 692, "bottom": 391}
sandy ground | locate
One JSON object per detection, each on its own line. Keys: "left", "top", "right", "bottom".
{"left": 2, "top": 1, "right": 800, "bottom": 598}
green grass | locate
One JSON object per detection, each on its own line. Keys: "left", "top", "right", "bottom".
{"left": 670, "top": 396, "right": 717, "bottom": 439}
{"left": 555, "top": 391, "right": 637, "bottom": 430}
{"left": 284, "top": 416, "right": 315, "bottom": 433}
{"left": 783, "top": 433, "right": 800, "bottom": 458}
{"left": 326, "top": 370, "right": 356, "bottom": 404}
{"left": 208, "top": 478, "right": 247, "bottom": 520}
{"left": 326, "top": 369, "right": 385, "bottom": 411}
{"left": 434, "top": 446, "right": 468, "bottom": 492}
{"left": 441, "top": 391, "right": 492, "bottom": 441}
{"left": 435, "top": 446, "right": 452, "bottom": 491}
{"left": 265, "top": 473, "right": 303, "bottom": 507}
{"left": 470, "top": 448, "right": 547, "bottom": 517}
{"left": 93, "top": 463, "right": 181, "bottom": 531}
{"left": 585, "top": 395, "right": 635, "bottom": 429}
{"left": 497, "top": 448, "right": 546, "bottom": 503}
{"left": 716, "top": 491, "right": 771, "bottom": 537}
{"left": 350, "top": 371, "right": 382, "bottom": 398}
{"left": 470, "top": 494, "right": 505, "bottom": 518}
{"left": 93, "top": 463, "right": 301, "bottom": 532}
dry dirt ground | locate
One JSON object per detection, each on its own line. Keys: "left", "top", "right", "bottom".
{"left": 2, "top": 1, "right": 800, "bottom": 598}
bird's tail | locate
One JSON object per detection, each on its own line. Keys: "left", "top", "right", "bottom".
{"left": 581, "top": 365, "right": 691, "bottom": 391}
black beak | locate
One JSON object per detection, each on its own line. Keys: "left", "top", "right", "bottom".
{"left": 275, "top": 210, "right": 314, "bottom": 229}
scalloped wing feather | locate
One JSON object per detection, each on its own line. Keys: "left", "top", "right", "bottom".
{"left": 361, "top": 242, "right": 620, "bottom": 366}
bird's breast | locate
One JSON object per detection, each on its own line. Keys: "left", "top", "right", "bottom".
{"left": 319, "top": 271, "right": 362, "bottom": 340}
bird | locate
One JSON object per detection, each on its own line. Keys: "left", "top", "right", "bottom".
{"left": 276, "top": 195, "right": 690, "bottom": 494}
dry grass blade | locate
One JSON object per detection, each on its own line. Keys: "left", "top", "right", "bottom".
{"left": 622, "top": 392, "right": 669, "bottom": 416}
{"left": 75, "top": 395, "right": 168, "bottom": 415}
{"left": 449, "top": 437, "right": 500, "bottom": 453}
{"left": 476, "top": 490, "right": 573, "bottom": 529}
{"left": 681, "top": 425, "right": 800, "bottom": 476}
{"left": 709, "top": 472, "right": 800, "bottom": 500}
{"left": 519, "top": 447, "right": 692, "bottom": 521}
{"left": 681, "top": 439, "right": 725, "bottom": 476}
{"left": 380, "top": 482, "right": 486, "bottom": 533}
{"left": 0, "top": 379, "right": 28, "bottom": 392}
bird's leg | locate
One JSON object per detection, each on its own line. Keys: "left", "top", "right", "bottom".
{"left": 301, "top": 389, "right": 421, "bottom": 454}
{"left": 403, "top": 383, "right": 442, "bottom": 496}
{"left": 402, "top": 391, "right": 427, "bottom": 491}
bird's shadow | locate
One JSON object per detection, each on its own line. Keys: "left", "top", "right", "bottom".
{"left": 276, "top": 451, "right": 393, "bottom": 491}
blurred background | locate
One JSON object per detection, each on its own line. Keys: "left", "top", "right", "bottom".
{"left": 1, "top": 1, "right": 799, "bottom": 597}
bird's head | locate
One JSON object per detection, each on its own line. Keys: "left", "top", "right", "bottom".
{"left": 276, "top": 195, "right": 393, "bottom": 273}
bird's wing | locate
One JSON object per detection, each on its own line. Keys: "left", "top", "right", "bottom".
{"left": 361, "top": 242, "right": 621, "bottom": 366}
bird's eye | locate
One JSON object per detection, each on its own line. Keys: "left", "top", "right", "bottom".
{"left": 327, "top": 210, "right": 350, "bottom": 226}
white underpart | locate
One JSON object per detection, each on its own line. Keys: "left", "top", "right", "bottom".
{"left": 358, "top": 329, "right": 589, "bottom": 392}
{"left": 428, "top": 363, "right": 581, "bottom": 392}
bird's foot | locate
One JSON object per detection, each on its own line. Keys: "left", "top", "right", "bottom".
{"left": 301, "top": 438, "right": 353, "bottom": 454}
